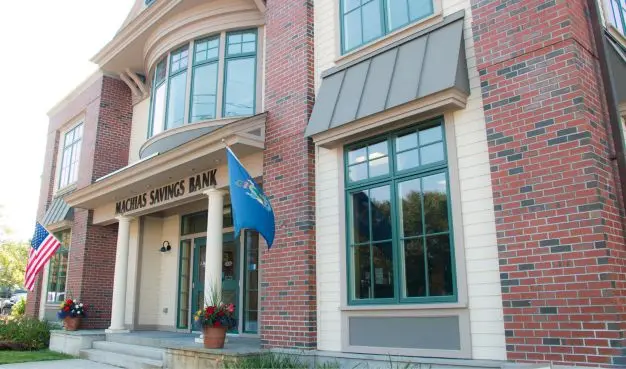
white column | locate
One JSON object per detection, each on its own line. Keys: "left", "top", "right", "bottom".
{"left": 196, "top": 189, "right": 225, "bottom": 343}
{"left": 106, "top": 216, "right": 132, "bottom": 333}
{"left": 204, "top": 188, "right": 225, "bottom": 304}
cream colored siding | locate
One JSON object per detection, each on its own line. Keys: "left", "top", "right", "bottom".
{"left": 314, "top": 0, "right": 506, "bottom": 360}
{"left": 315, "top": 146, "right": 343, "bottom": 351}
{"left": 159, "top": 215, "right": 180, "bottom": 327}
{"left": 129, "top": 98, "right": 150, "bottom": 163}
{"left": 137, "top": 217, "right": 162, "bottom": 326}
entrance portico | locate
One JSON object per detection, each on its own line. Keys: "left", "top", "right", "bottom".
{"left": 64, "top": 114, "right": 266, "bottom": 336}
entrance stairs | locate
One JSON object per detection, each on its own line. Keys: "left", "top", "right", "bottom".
{"left": 79, "top": 334, "right": 165, "bottom": 369}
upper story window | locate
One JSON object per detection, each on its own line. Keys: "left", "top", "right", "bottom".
{"left": 58, "top": 123, "right": 83, "bottom": 189}
{"left": 606, "top": 0, "right": 626, "bottom": 37}
{"left": 345, "top": 119, "right": 455, "bottom": 305}
{"left": 341, "top": 0, "right": 434, "bottom": 54}
{"left": 145, "top": 0, "right": 156, "bottom": 6}
{"left": 148, "top": 29, "right": 258, "bottom": 138}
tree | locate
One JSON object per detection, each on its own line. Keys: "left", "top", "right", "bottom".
{"left": 0, "top": 242, "right": 29, "bottom": 290}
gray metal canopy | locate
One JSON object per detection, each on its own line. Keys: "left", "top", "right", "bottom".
{"left": 306, "top": 10, "right": 469, "bottom": 137}
{"left": 41, "top": 197, "right": 73, "bottom": 227}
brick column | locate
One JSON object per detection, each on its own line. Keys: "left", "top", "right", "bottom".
{"left": 471, "top": 0, "right": 626, "bottom": 366}
{"left": 261, "top": 0, "right": 317, "bottom": 349}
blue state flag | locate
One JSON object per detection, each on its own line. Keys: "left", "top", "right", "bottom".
{"left": 226, "top": 147, "right": 275, "bottom": 248}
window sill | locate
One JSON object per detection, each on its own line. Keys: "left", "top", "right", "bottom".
{"left": 335, "top": 12, "right": 444, "bottom": 68}
{"left": 608, "top": 24, "right": 626, "bottom": 49}
{"left": 341, "top": 301, "right": 466, "bottom": 311}
{"left": 54, "top": 184, "right": 77, "bottom": 198}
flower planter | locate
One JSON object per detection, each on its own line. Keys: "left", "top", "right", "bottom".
{"left": 63, "top": 316, "right": 81, "bottom": 331}
{"left": 202, "top": 326, "right": 227, "bottom": 349}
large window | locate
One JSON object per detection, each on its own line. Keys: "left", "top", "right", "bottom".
{"left": 607, "top": 0, "right": 626, "bottom": 37}
{"left": 58, "top": 123, "right": 83, "bottom": 189}
{"left": 46, "top": 230, "right": 70, "bottom": 303}
{"left": 341, "top": 0, "right": 434, "bottom": 54}
{"left": 345, "top": 119, "right": 455, "bottom": 305}
{"left": 148, "top": 29, "right": 258, "bottom": 138}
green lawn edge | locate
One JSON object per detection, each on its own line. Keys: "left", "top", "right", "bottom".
{"left": 0, "top": 349, "right": 73, "bottom": 364}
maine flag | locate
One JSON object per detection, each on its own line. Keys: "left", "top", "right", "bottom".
{"left": 226, "top": 147, "right": 275, "bottom": 248}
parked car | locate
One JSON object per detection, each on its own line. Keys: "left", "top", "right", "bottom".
{"left": 1, "top": 290, "right": 27, "bottom": 315}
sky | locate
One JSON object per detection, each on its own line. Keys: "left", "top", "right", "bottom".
{"left": 0, "top": 1, "right": 134, "bottom": 242}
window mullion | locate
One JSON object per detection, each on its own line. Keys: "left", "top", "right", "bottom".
{"left": 391, "top": 177, "right": 401, "bottom": 303}
{"left": 216, "top": 32, "right": 227, "bottom": 119}
{"left": 420, "top": 177, "right": 430, "bottom": 297}
{"left": 183, "top": 41, "right": 194, "bottom": 126}
{"left": 367, "top": 189, "right": 375, "bottom": 299}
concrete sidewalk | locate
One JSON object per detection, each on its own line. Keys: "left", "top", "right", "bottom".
{"left": 0, "top": 359, "right": 118, "bottom": 368}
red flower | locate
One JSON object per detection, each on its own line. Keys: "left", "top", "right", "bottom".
{"left": 227, "top": 304, "right": 235, "bottom": 313}
{"left": 66, "top": 299, "right": 72, "bottom": 305}
{"left": 218, "top": 311, "right": 224, "bottom": 317}
{"left": 63, "top": 306, "right": 70, "bottom": 312}
{"left": 206, "top": 306, "right": 215, "bottom": 315}
{"left": 214, "top": 321, "right": 221, "bottom": 327}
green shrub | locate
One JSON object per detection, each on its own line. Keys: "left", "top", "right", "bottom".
{"left": 0, "top": 317, "right": 51, "bottom": 350}
{"left": 10, "top": 297, "right": 26, "bottom": 317}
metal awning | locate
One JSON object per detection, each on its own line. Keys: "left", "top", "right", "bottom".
{"left": 306, "top": 10, "right": 469, "bottom": 138}
{"left": 41, "top": 197, "right": 73, "bottom": 227}
{"left": 605, "top": 32, "right": 626, "bottom": 104}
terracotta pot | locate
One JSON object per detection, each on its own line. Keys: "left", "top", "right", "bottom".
{"left": 63, "top": 316, "right": 81, "bottom": 331}
{"left": 202, "top": 326, "right": 227, "bottom": 349}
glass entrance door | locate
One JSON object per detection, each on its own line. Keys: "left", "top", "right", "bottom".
{"left": 189, "top": 234, "right": 239, "bottom": 333}
{"left": 191, "top": 237, "right": 206, "bottom": 320}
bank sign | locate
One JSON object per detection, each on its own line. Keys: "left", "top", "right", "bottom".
{"left": 115, "top": 169, "right": 217, "bottom": 215}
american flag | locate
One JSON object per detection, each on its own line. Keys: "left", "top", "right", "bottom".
{"left": 24, "top": 222, "right": 61, "bottom": 291}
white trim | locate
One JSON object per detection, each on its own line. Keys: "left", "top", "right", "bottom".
{"left": 54, "top": 118, "right": 85, "bottom": 195}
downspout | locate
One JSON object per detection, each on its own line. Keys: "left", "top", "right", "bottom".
{"left": 587, "top": 0, "right": 626, "bottom": 215}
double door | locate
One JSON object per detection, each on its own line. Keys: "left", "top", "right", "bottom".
{"left": 177, "top": 232, "right": 259, "bottom": 334}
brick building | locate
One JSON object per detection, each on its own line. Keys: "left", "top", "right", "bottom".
{"left": 28, "top": 0, "right": 626, "bottom": 367}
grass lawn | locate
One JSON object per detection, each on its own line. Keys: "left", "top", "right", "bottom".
{"left": 0, "top": 350, "right": 73, "bottom": 364}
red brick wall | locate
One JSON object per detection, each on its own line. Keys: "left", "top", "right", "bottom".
{"left": 29, "top": 75, "right": 132, "bottom": 328}
{"left": 261, "top": 0, "right": 317, "bottom": 349}
{"left": 65, "top": 76, "right": 132, "bottom": 329}
{"left": 472, "top": 0, "right": 626, "bottom": 366}
{"left": 26, "top": 130, "right": 60, "bottom": 318}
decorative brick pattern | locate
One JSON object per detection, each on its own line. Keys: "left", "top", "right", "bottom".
{"left": 472, "top": 0, "right": 626, "bottom": 366}
{"left": 261, "top": 0, "right": 317, "bottom": 349}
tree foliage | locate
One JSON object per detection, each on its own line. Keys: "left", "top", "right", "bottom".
{"left": 0, "top": 242, "right": 28, "bottom": 289}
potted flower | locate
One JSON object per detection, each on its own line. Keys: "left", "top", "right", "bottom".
{"left": 57, "top": 298, "right": 86, "bottom": 331}
{"left": 194, "top": 292, "right": 236, "bottom": 349}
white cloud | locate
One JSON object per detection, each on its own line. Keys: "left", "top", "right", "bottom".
{"left": 0, "top": 0, "right": 134, "bottom": 241}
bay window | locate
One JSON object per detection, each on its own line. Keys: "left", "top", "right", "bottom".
{"left": 341, "top": 0, "right": 434, "bottom": 54}
{"left": 148, "top": 29, "right": 259, "bottom": 138}
{"left": 345, "top": 119, "right": 456, "bottom": 305}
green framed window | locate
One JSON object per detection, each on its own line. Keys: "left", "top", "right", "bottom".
{"left": 345, "top": 118, "right": 456, "bottom": 305}
{"left": 58, "top": 123, "right": 83, "bottom": 189}
{"left": 148, "top": 29, "right": 259, "bottom": 138}
{"left": 607, "top": 0, "right": 626, "bottom": 37}
{"left": 223, "top": 30, "right": 257, "bottom": 117}
{"left": 46, "top": 230, "right": 71, "bottom": 303}
{"left": 149, "top": 59, "right": 167, "bottom": 137}
{"left": 190, "top": 36, "right": 220, "bottom": 123}
{"left": 341, "top": 0, "right": 434, "bottom": 54}
{"left": 165, "top": 47, "right": 189, "bottom": 130}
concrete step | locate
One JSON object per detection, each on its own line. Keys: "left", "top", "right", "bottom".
{"left": 80, "top": 348, "right": 163, "bottom": 369}
{"left": 93, "top": 341, "right": 164, "bottom": 361}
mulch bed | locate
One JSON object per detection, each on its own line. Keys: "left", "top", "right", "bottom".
{"left": 0, "top": 341, "right": 29, "bottom": 351}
